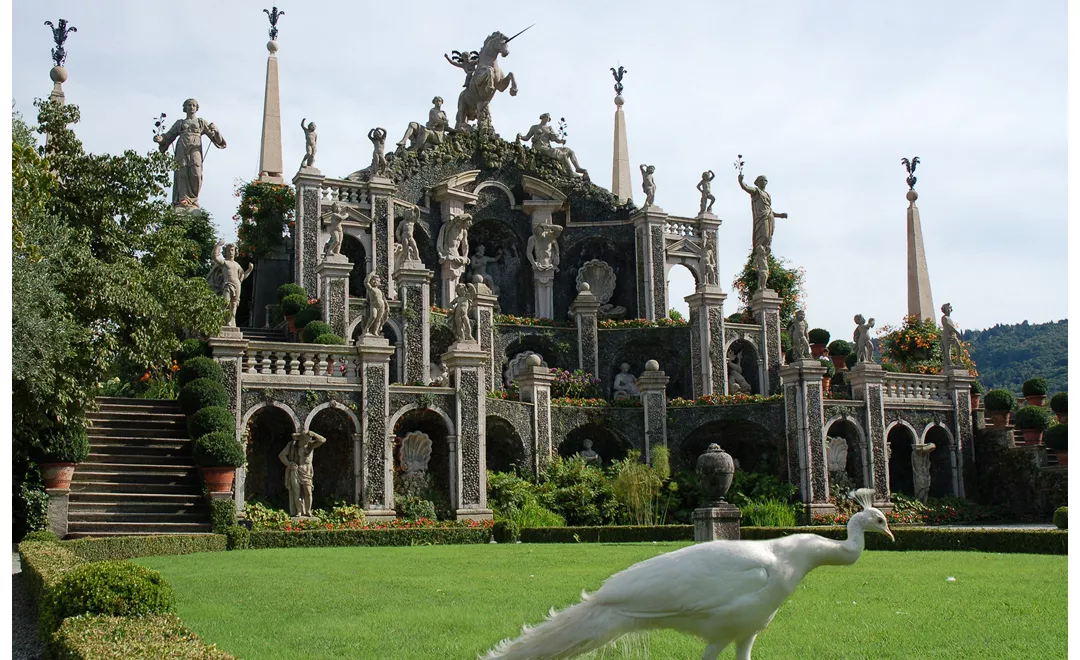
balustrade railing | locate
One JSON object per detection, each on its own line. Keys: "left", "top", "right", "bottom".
{"left": 241, "top": 342, "right": 360, "bottom": 384}
{"left": 664, "top": 220, "right": 700, "bottom": 238}
{"left": 319, "top": 178, "right": 370, "bottom": 207}
{"left": 882, "top": 373, "right": 952, "bottom": 404}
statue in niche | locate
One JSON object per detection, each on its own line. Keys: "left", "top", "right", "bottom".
{"left": 912, "top": 442, "right": 937, "bottom": 503}
{"left": 208, "top": 241, "right": 253, "bottom": 328}
{"left": 827, "top": 436, "right": 848, "bottom": 473}
{"left": 516, "top": 113, "right": 589, "bottom": 178}
{"left": 640, "top": 164, "right": 657, "bottom": 208}
{"left": 368, "top": 127, "right": 387, "bottom": 175}
{"left": 697, "top": 170, "right": 716, "bottom": 215}
{"left": 279, "top": 430, "right": 327, "bottom": 517}
{"left": 753, "top": 245, "right": 770, "bottom": 293}
{"left": 787, "top": 310, "right": 812, "bottom": 361}
{"left": 323, "top": 202, "right": 345, "bottom": 260}
{"left": 469, "top": 244, "right": 503, "bottom": 295}
{"left": 526, "top": 222, "right": 563, "bottom": 273}
{"left": 853, "top": 314, "right": 876, "bottom": 364}
{"left": 444, "top": 48, "right": 480, "bottom": 88}
{"left": 738, "top": 172, "right": 787, "bottom": 255}
{"left": 437, "top": 212, "right": 472, "bottom": 270}
{"left": 727, "top": 351, "right": 751, "bottom": 394}
{"left": 940, "top": 303, "right": 963, "bottom": 369}
{"left": 397, "top": 96, "right": 448, "bottom": 153}
{"left": 361, "top": 272, "right": 389, "bottom": 337}
{"left": 453, "top": 28, "right": 526, "bottom": 131}
{"left": 450, "top": 283, "right": 474, "bottom": 343}
{"left": 577, "top": 438, "right": 601, "bottom": 466}
{"left": 703, "top": 233, "right": 718, "bottom": 286}
{"left": 154, "top": 98, "right": 227, "bottom": 208}
{"left": 612, "top": 363, "right": 641, "bottom": 400}
{"left": 394, "top": 207, "right": 422, "bottom": 270}
{"left": 300, "top": 118, "right": 317, "bottom": 169}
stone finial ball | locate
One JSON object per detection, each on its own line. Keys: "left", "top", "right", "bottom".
{"left": 645, "top": 359, "right": 659, "bottom": 372}
{"left": 906, "top": 189, "right": 918, "bottom": 202}
{"left": 473, "top": 274, "right": 484, "bottom": 284}
{"left": 267, "top": 40, "right": 280, "bottom": 53}
{"left": 578, "top": 282, "right": 591, "bottom": 292}
{"left": 614, "top": 94, "right": 625, "bottom": 107}
{"left": 50, "top": 66, "right": 68, "bottom": 83}
{"left": 526, "top": 354, "right": 542, "bottom": 367}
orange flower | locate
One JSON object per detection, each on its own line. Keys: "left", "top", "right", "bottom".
{"left": 139, "top": 371, "right": 151, "bottom": 383}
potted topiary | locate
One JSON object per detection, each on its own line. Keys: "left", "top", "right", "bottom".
{"left": 808, "top": 328, "right": 830, "bottom": 358}
{"left": 970, "top": 380, "right": 985, "bottom": 411}
{"left": 280, "top": 294, "right": 307, "bottom": 332}
{"left": 39, "top": 426, "right": 90, "bottom": 490}
{"left": 1053, "top": 506, "right": 1067, "bottom": 530}
{"left": 827, "top": 340, "right": 851, "bottom": 372}
{"left": 818, "top": 356, "right": 835, "bottom": 391}
{"left": 193, "top": 431, "right": 246, "bottom": 493}
{"left": 845, "top": 351, "right": 858, "bottom": 370}
{"left": 1044, "top": 424, "right": 1068, "bottom": 466}
{"left": 301, "top": 321, "right": 334, "bottom": 344}
{"left": 983, "top": 389, "right": 1016, "bottom": 427}
{"left": 1022, "top": 377, "right": 1049, "bottom": 407}
{"left": 1050, "top": 392, "right": 1067, "bottom": 424}
{"left": 1014, "top": 405, "right": 1054, "bottom": 445}
{"left": 178, "top": 378, "right": 229, "bottom": 416}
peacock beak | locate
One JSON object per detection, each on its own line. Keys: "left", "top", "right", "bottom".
{"left": 883, "top": 527, "right": 895, "bottom": 542}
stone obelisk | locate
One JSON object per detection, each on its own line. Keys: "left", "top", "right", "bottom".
{"left": 610, "top": 66, "right": 632, "bottom": 203}
{"left": 257, "top": 7, "right": 285, "bottom": 184}
{"left": 903, "top": 157, "right": 934, "bottom": 322}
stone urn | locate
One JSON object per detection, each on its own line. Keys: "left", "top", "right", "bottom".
{"left": 40, "top": 463, "right": 76, "bottom": 490}
{"left": 696, "top": 443, "right": 735, "bottom": 506}
{"left": 201, "top": 467, "right": 236, "bottom": 494}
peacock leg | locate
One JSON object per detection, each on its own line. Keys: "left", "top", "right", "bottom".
{"left": 702, "top": 641, "right": 729, "bottom": 660}
{"left": 734, "top": 633, "right": 758, "bottom": 660}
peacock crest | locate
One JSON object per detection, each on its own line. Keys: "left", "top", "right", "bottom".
{"left": 849, "top": 487, "right": 876, "bottom": 510}
{"left": 400, "top": 431, "right": 432, "bottom": 474}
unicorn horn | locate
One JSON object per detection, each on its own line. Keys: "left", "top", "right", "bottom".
{"left": 506, "top": 24, "right": 534, "bottom": 42}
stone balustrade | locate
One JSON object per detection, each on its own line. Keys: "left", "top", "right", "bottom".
{"left": 320, "top": 178, "right": 370, "bottom": 207}
{"left": 241, "top": 341, "right": 361, "bottom": 385}
{"left": 664, "top": 220, "right": 699, "bottom": 238}
{"left": 882, "top": 372, "right": 952, "bottom": 404}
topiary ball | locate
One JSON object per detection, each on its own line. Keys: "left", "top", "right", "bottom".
{"left": 984, "top": 389, "right": 1017, "bottom": 412}
{"left": 276, "top": 283, "right": 306, "bottom": 303}
{"left": 176, "top": 356, "right": 223, "bottom": 388}
{"left": 42, "top": 561, "right": 173, "bottom": 634}
{"left": 178, "top": 378, "right": 229, "bottom": 416}
{"left": 827, "top": 340, "right": 852, "bottom": 356}
{"left": 302, "top": 321, "right": 334, "bottom": 343}
{"left": 808, "top": 328, "right": 831, "bottom": 345}
{"left": 187, "top": 406, "right": 236, "bottom": 440}
{"left": 1053, "top": 506, "right": 1067, "bottom": 530}
{"left": 281, "top": 293, "right": 307, "bottom": 316}
{"left": 1050, "top": 392, "right": 1067, "bottom": 414}
{"left": 1022, "top": 377, "right": 1049, "bottom": 397}
{"left": 193, "top": 431, "right": 245, "bottom": 467}
{"left": 41, "top": 426, "right": 90, "bottom": 463}
{"left": 294, "top": 304, "right": 321, "bottom": 329}
{"left": 313, "top": 333, "right": 345, "bottom": 345}
{"left": 1044, "top": 424, "right": 1068, "bottom": 451}
{"left": 845, "top": 352, "right": 858, "bottom": 369}
{"left": 174, "top": 338, "right": 209, "bottom": 364}
{"left": 1015, "top": 405, "right": 1054, "bottom": 431}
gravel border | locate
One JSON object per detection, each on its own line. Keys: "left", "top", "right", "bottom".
{"left": 12, "top": 550, "right": 43, "bottom": 660}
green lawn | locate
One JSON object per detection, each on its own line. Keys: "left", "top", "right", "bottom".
{"left": 138, "top": 544, "right": 1067, "bottom": 659}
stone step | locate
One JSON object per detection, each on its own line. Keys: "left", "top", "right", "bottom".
{"left": 95, "top": 397, "right": 184, "bottom": 413}
{"left": 70, "top": 491, "right": 204, "bottom": 504}
{"left": 66, "top": 521, "right": 213, "bottom": 536}
{"left": 88, "top": 436, "right": 191, "bottom": 448}
{"left": 88, "top": 443, "right": 190, "bottom": 457}
{"left": 68, "top": 509, "right": 210, "bottom": 523}
{"left": 72, "top": 468, "right": 199, "bottom": 486}
{"left": 88, "top": 426, "right": 189, "bottom": 439}
{"left": 70, "top": 481, "right": 198, "bottom": 495}
{"left": 86, "top": 452, "right": 192, "bottom": 466}
{"left": 87, "top": 411, "right": 187, "bottom": 423}
{"left": 88, "top": 417, "right": 188, "bottom": 430}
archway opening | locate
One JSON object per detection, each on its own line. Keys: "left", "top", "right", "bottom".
{"left": 667, "top": 263, "right": 697, "bottom": 321}
{"left": 244, "top": 405, "right": 298, "bottom": 510}
{"left": 727, "top": 339, "right": 761, "bottom": 395}
{"left": 887, "top": 425, "right": 917, "bottom": 497}
{"left": 392, "top": 408, "right": 452, "bottom": 518}
{"left": 307, "top": 407, "right": 358, "bottom": 508}
{"left": 924, "top": 426, "right": 954, "bottom": 498}
{"left": 825, "top": 418, "right": 866, "bottom": 491}
{"left": 558, "top": 423, "right": 630, "bottom": 467}
{"left": 342, "top": 235, "right": 367, "bottom": 298}
{"left": 485, "top": 415, "right": 526, "bottom": 474}
{"left": 679, "top": 419, "right": 779, "bottom": 475}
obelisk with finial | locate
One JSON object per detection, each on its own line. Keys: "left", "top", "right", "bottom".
{"left": 902, "top": 157, "right": 935, "bottom": 322}
{"left": 258, "top": 7, "right": 285, "bottom": 184}
{"left": 610, "top": 65, "right": 632, "bottom": 203}
{"left": 44, "top": 19, "right": 76, "bottom": 104}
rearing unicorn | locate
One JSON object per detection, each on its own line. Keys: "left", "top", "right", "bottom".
{"left": 454, "top": 27, "right": 530, "bottom": 131}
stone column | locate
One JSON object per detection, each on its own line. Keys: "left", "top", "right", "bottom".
{"left": 638, "top": 360, "right": 670, "bottom": 464}
{"left": 685, "top": 285, "right": 727, "bottom": 397}
{"left": 516, "top": 355, "right": 555, "bottom": 478}
{"left": 946, "top": 367, "right": 974, "bottom": 498}
{"left": 471, "top": 281, "right": 498, "bottom": 393}
{"left": 46, "top": 488, "right": 69, "bottom": 539}
{"left": 781, "top": 358, "right": 834, "bottom": 519}
{"left": 316, "top": 259, "right": 353, "bottom": 338}
{"left": 357, "top": 335, "right": 395, "bottom": 519}
{"left": 750, "top": 289, "right": 783, "bottom": 395}
{"left": 396, "top": 266, "right": 432, "bottom": 385}
{"left": 631, "top": 206, "right": 669, "bottom": 322}
{"left": 569, "top": 285, "right": 601, "bottom": 377}
{"left": 847, "top": 363, "right": 890, "bottom": 504}
{"left": 292, "top": 169, "right": 325, "bottom": 295}
{"left": 432, "top": 187, "right": 478, "bottom": 307}
{"left": 209, "top": 333, "right": 249, "bottom": 513}
{"left": 442, "top": 341, "right": 492, "bottom": 520}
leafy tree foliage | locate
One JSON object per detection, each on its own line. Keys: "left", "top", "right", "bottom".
{"left": 961, "top": 320, "right": 1067, "bottom": 395}
{"left": 732, "top": 250, "right": 806, "bottom": 325}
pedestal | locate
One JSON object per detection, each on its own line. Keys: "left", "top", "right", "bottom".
{"left": 367, "top": 176, "right": 397, "bottom": 300}
{"left": 317, "top": 258, "right": 354, "bottom": 338}
{"left": 750, "top": 289, "right": 783, "bottom": 395}
{"left": 442, "top": 342, "right": 492, "bottom": 520}
{"left": 533, "top": 268, "right": 556, "bottom": 320}
{"left": 208, "top": 333, "right": 249, "bottom": 514}
{"left": 638, "top": 361, "right": 670, "bottom": 464}
{"left": 685, "top": 285, "right": 727, "bottom": 397}
{"left": 569, "top": 287, "right": 601, "bottom": 377}
{"left": 292, "top": 169, "right": 326, "bottom": 295}
{"left": 516, "top": 359, "right": 555, "bottom": 477}
{"left": 396, "top": 266, "right": 433, "bottom": 385}
{"left": 693, "top": 502, "right": 741, "bottom": 542}
{"left": 357, "top": 336, "right": 395, "bottom": 519}
{"left": 46, "top": 488, "right": 70, "bottom": 539}
{"left": 781, "top": 358, "right": 834, "bottom": 515}
{"left": 631, "top": 207, "right": 669, "bottom": 322}
{"left": 472, "top": 285, "right": 498, "bottom": 392}
{"left": 945, "top": 367, "right": 974, "bottom": 498}
{"left": 440, "top": 260, "right": 469, "bottom": 309}
{"left": 847, "top": 362, "right": 890, "bottom": 503}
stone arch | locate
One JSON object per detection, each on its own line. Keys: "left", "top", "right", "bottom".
{"left": 241, "top": 400, "right": 301, "bottom": 432}
{"left": 558, "top": 236, "right": 635, "bottom": 320}
{"left": 885, "top": 421, "right": 919, "bottom": 497}
{"left": 303, "top": 400, "right": 361, "bottom": 432}
{"left": 388, "top": 403, "right": 455, "bottom": 439}
{"left": 726, "top": 338, "right": 761, "bottom": 396}
{"left": 609, "top": 336, "right": 691, "bottom": 400}
{"left": 390, "top": 406, "right": 455, "bottom": 518}
{"left": 558, "top": 422, "right": 632, "bottom": 467}
{"left": 306, "top": 405, "right": 358, "bottom": 508}
{"left": 473, "top": 180, "right": 517, "bottom": 208}
{"left": 824, "top": 416, "right": 869, "bottom": 490}
{"left": 679, "top": 418, "right": 779, "bottom": 475}
{"left": 242, "top": 403, "right": 299, "bottom": 510}
{"left": 922, "top": 423, "right": 956, "bottom": 498}
{"left": 485, "top": 414, "right": 526, "bottom": 473}
{"left": 504, "top": 335, "right": 564, "bottom": 374}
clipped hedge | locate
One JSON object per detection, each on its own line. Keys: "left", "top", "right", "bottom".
{"left": 281, "top": 293, "right": 307, "bottom": 316}
{"left": 247, "top": 527, "right": 491, "bottom": 549}
{"left": 1053, "top": 507, "right": 1067, "bottom": 530}
{"left": 53, "top": 614, "right": 234, "bottom": 660}
{"left": 985, "top": 388, "right": 1017, "bottom": 412}
{"left": 176, "top": 356, "right": 224, "bottom": 388}
{"left": 294, "top": 304, "right": 321, "bottom": 329}
{"left": 175, "top": 338, "right": 210, "bottom": 364}
{"left": 808, "top": 328, "right": 830, "bottom": 345}
{"left": 739, "top": 526, "right": 1068, "bottom": 554}
{"left": 301, "top": 321, "right": 333, "bottom": 343}
{"left": 42, "top": 425, "right": 91, "bottom": 463}
{"left": 65, "top": 534, "right": 226, "bottom": 563}
{"left": 827, "top": 339, "right": 852, "bottom": 356}
{"left": 41, "top": 562, "right": 174, "bottom": 638}
{"left": 519, "top": 526, "right": 694, "bottom": 543}
{"left": 276, "top": 283, "right": 306, "bottom": 303}
{"left": 187, "top": 406, "right": 236, "bottom": 440}
{"left": 193, "top": 431, "right": 245, "bottom": 468}
{"left": 178, "top": 378, "right": 228, "bottom": 416}
{"left": 211, "top": 499, "right": 238, "bottom": 534}
{"left": 19, "top": 540, "right": 84, "bottom": 606}
{"left": 1022, "top": 377, "right": 1049, "bottom": 397}
{"left": 1050, "top": 392, "right": 1067, "bottom": 414}
{"left": 1015, "top": 405, "right": 1054, "bottom": 431}
{"left": 313, "top": 333, "right": 346, "bottom": 345}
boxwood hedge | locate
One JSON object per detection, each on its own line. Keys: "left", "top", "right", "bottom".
{"left": 247, "top": 527, "right": 491, "bottom": 549}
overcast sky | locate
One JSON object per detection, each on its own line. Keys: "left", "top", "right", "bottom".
{"left": 11, "top": 1, "right": 1066, "bottom": 338}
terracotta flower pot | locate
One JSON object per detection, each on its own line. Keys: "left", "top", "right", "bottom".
{"left": 810, "top": 343, "right": 827, "bottom": 358}
{"left": 822, "top": 376, "right": 832, "bottom": 392}
{"left": 987, "top": 410, "right": 1011, "bottom": 427}
{"left": 1056, "top": 412, "right": 1067, "bottom": 425}
{"left": 40, "top": 462, "right": 76, "bottom": 490}
{"left": 201, "top": 467, "right": 236, "bottom": 494}
{"left": 970, "top": 393, "right": 982, "bottom": 410}
{"left": 1021, "top": 429, "right": 1044, "bottom": 445}
{"left": 1025, "top": 395, "right": 1048, "bottom": 408}
{"left": 285, "top": 315, "right": 297, "bottom": 333}
{"left": 1055, "top": 450, "right": 1068, "bottom": 467}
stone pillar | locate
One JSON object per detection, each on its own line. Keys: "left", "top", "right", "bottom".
{"left": 693, "top": 505, "right": 741, "bottom": 542}
{"left": 946, "top": 367, "right": 974, "bottom": 498}
{"left": 292, "top": 169, "right": 325, "bottom": 295}
{"left": 471, "top": 281, "right": 498, "bottom": 393}
{"left": 750, "top": 289, "right": 783, "bottom": 395}
{"left": 631, "top": 206, "right": 669, "bottom": 322}
{"left": 516, "top": 355, "right": 555, "bottom": 478}
{"left": 781, "top": 358, "right": 834, "bottom": 519}
{"left": 257, "top": 40, "right": 284, "bottom": 184}
{"left": 432, "top": 186, "right": 478, "bottom": 307}
{"left": 316, "top": 259, "right": 353, "bottom": 338}
{"left": 396, "top": 266, "right": 432, "bottom": 385}
{"left": 367, "top": 177, "right": 397, "bottom": 300}
{"left": 46, "top": 488, "right": 69, "bottom": 539}
{"left": 357, "top": 336, "right": 395, "bottom": 519}
{"left": 847, "top": 363, "right": 890, "bottom": 504}
{"left": 442, "top": 341, "right": 492, "bottom": 520}
{"left": 906, "top": 189, "right": 935, "bottom": 322}
{"left": 638, "top": 360, "right": 670, "bottom": 464}
{"left": 685, "top": 285, "right": 727, "bottom": 397}
{"left": 569, "top": 285, "right": 601, "bottom": 377}
{"left": 209, "top": 333, "right": 249, "bottom": 513}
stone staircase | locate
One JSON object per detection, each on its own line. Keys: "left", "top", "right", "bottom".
{"left": 69, "top": 397, "right": 212, "bottom": 538}
{"left": 241, "top": 326, "right": 288, "bottom": 342}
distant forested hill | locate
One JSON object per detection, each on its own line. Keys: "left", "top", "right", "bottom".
{"left": 961, "top": 320, "right": 1067, "bottom": 394}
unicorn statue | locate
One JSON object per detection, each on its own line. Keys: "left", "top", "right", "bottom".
{"left": 452, "top": 27, "right": 531, "bottom": 131}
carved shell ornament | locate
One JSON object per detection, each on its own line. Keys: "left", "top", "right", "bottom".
{"left": 505, "top": 351, "right": 547, "bottom": 386}
{"left": 575, "top": 259, "right": 617, "bottom": 304}
{"left": 400, "top": 431, "right": 432, "bottom": 474}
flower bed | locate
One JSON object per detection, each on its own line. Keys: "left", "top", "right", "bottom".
{"left": 495, "top": 313, "right": 572, "bottom": 327}
{"left": 244, "top": 526, "right": 493, "bottom": 549}
{"left": 669, "top": 393, "right": 783, "bottom": 407}
{"left": 598, "top": 317, "right": 688, "bottom": 329}
{"left": 260, "top": 516, "right": 494, "bottom": 533}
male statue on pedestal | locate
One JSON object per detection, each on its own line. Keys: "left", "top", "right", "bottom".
{"left": 279, "top": 430, "right": 327, "bottom": 517}
{"left": 738, "top": 172, "right": 787, "bottom": 254}
{"left": 912, "top": 442, "right": 937, "bottom": 504}
{"left": 787, "top": 310, "right": 812, "bottom": 361}
{"left": 526, "top": 222, "right": 563, "bottom": 273}
{"left": 940, "top": 303, "right": 963, "bottom": 369}
{"left": 154, "top": 98, "right": 227, "bottom": 208}
{"left": 361, "top": 272, "right": 389, "bottom": 337}
{"left": 208, "top": 241, "right": 253, "bottom": 328}
{"left": 300, "top": 118, "right": 317, "bottom": 169}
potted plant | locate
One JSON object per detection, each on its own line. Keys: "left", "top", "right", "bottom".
{"left": 193, "top": 431, "right": 246, "bottom": 493}
{"left": 38, "top": 426, "right": 91, "bottom": 490}
{"left": 818, "top": 356, "right": 835, "bottom": 391}
{"left": 827, "top": 340, "right": 851, "bottom": 372}
{"left": 970, "top": 380, "right": 985, "bottom": 411}
{"left": 1044, "top": 424, "right": 1068, "bottom": 466}
{"left": 1050, "top": 392, "right": 1067, "bottom": 424}
{"left": 1022, "top": 377, "right": 1049, "bottom": 407}
{"left": 280, "top": 294, "right": 307, "bottom": 333}
{"left": 984, "top": 389, "right": 1016, "bottom": 427}
{"left": 809, "top": 328, "right": 830, "bottom": 358}
{"left": 1014, "top": 405, "right": 1054, "bottom": 445}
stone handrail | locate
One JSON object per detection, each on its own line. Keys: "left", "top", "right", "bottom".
{"left": 882, "top": 372, "right": 952, "bottom": 404}
{"left": 320, "top": 178, "right": 370, "bottom": 207}
{"left": 664, "top": 220, "right": 699, "bottom": 238}
{"left": 241, "top": 341, "right": 360, "bottom": 384}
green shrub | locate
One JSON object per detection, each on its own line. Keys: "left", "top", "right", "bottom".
{"left": 727, "top": 470, "right": 798, "bottom": 508}
{"left": 226, "top": 525, "right": 251, "bottom": 550}
{"left": 18, "top": 483, "right": 49, "bottom": 537}
{"left": 42, "top": 561, "right": 174, "bottom": 635}
{"left": 65, "top": 535, "right": 226, "bottom": 562}
{"left": 174, "top": 338, "right": 210, "bottom": 364}
{"left": 1044, "top": 424, "right": 1068, "bottom": 451}
{"left": 22, "top": 529, "right": 58, "bottom": 544}
{"left": 740, "top": 497, "right": 799, "bottom": 527}
{"left": 396, "top": 496, "right": 437, "bottom": 521}
{"left": 667, "top": 309, "right": 684, "bottom": 322}
{"left": 1022, "top": 377, "right": 1049, "bottom": 397}
{"left": 970, "top": 379, "right": 986, "bottom": 394}
{"left": 19, "top": 540, "right": 83, "bottom": 605}
{"left": 294, "top": 304, "right": 321, "bottom": 329}
{"left": 281, "top": 293, "right": 307, "bottom": 316}
{"left": 827, "top": 339, "right": 851, "bottom": 356}
{"left": 808, "top": 328, "right": 830, "bottom": 344}
{"left": 177, "top": 356, "right": 224, "bottom": 387}
{"left": 211, "top": 498, "right": 238, "bottom": 534}
{"left": 178, "top": 378, "right": 229, "bottom": 415}
{"left": 302, "top": 321, "right": 334, "bottom": 343}
{"left": 492, "top": 520, "right": 520, "bottom": 543}
{"left": 246, "top": 528, "right": 491, "bottom": 549}
{"left": 740, "top": 527, "right": 1067, "bottom": 554}
{"left": 487, "top": 471, "right": 537, "bottom": 515}
{"left": 519, "top": 526, "right": 695, "bottom": 543}
{"left": 276, "top": 283, "right": 306, "bottom": 303}
{"left": 845, "top": 352, "right": 858, "bottom": 369}
{"left": 53, "top": 613, "right": 234, "bottom": 660}
{"left": 314, "top": 503, "right": 366, "bottom": 527}
{"left": 537, "top": 456, "right": 620, "bottom": 526}
{"left": 1015, "top": 405, "right": 1054, "bottom": 431}
{"left": 244, "top": 502, "right": 293, "bottom": 531}
{"left": 314, "top": 333, "right": 346, "bottom": 345}
{"left": 1053, "top": 506, "right": 1067, "bottom": 530}
{"left": 42, "top": 425, "right": 91, "bottom": 463}
{"left": 879, "top": 361, "right": 901, "bottom": 373}
{"left": 193, "top": 432, "right": 245, "bottom": 468}
{"left": 984, "top": 388, "right": 1017, "bottom": 412}
{"left": 819, "top": 357, "right": 835, "bottom": 378}
{"left": 1050, "top": 392, "right": 1067, "bottom": 414}
{"left": 188, "top": 406, "right": 236, "bottom": 440}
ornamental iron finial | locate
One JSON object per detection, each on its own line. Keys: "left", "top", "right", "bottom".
{"left": 610, "top": 65, "right": 627, "bottom": 96}
{"left": 263, "top": 6, "right": 285, "bottom": 40}
{"left": 901, "top": 156, "right": 920, "bottom": 190}
{"left": 44, "top": 19, "right": 77, "bottom": 67}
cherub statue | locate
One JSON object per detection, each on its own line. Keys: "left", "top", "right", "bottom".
{"left": 697, "top": 170, "right": 716, "bottom": 215}
{"left": 753, "top": 245, "right": 770, "bottom": 292}
{"left": 444, "top": 49, "right": 479, "bottom": 88}
{"left": 640, "top": 164, "right": 656, "bottom": 208}
{"left": 368, "top": 127, "right": 387, "bottom": 175}
{"left": 449, "top": 283, "right": 474, "bottom": 343}
{"left": 209, "top": 241, "right": 253, "bottom": 328}
{"left": 300, "top": 118, "right": 317, "bottom": 169}
{"left": 787, "top": 310, "right": 812, "bottom": 361}
{"left": 361, "top": 272, "right": 389, "bottom": 337}
{"left": 853, "top": 314, "right": 876, "bottom": 364}
{"left": 526, "top": 222, "right": 563, "bottom": 272}
{"left": 323, "top": 202, "right": 345, "bottom": 259}
{"left": 394, "top": 207, "right": 421, "bottom": 269}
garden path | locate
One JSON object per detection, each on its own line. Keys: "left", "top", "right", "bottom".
{"left": 12, "top": 548, "right": 43, "bottom": 660}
